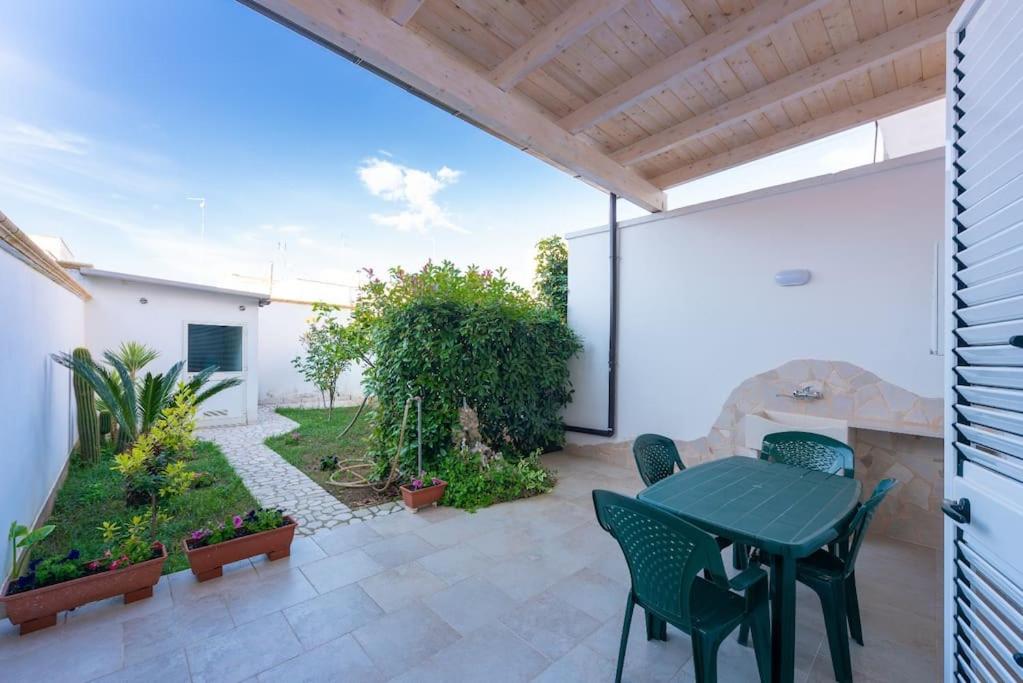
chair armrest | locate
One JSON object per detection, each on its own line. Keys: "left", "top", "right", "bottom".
{"left": 729, "top": 566, "right": 767, "bottom": 592}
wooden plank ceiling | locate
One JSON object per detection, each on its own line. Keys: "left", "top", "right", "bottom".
{"left": 246, "top": 0, "right": 959, "bottom": 212}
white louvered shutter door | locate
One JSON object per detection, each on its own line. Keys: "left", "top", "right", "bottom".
{"left": 945, "top": 1, "right": 1023, "bottom": 681}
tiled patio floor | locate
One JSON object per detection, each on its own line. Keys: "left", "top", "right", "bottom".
{"left": 0, "top": 452, "right": 941, "bottom": 682}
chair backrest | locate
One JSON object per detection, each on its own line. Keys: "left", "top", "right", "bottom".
{"left": 592, "top": 489, "right": 728, "bottom": 626}
{"left": 760, "top": 431, "right": 855, "bottom": 478}
{"left": 842, "top": 478, "right": 898, "bottom": 574}
{"left": 632, "top": 433, "right": 684, "bottom": 487}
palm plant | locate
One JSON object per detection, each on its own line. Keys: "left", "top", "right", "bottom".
{"left": 52, "top": 350, "right": 242, "bottom": 451}
{"left": 111, "top": 341, "right": 160, "bottom": 383}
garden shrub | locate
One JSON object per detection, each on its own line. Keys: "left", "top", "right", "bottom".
{"left": 354, "top": 261, "right": 580, "bottom": 475}
{"left": 433, "top": 448, "right": 555, "bottom": 511}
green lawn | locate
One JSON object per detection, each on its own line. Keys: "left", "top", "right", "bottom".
{"left": 265, "top": 406, "right": 395, "bottom": 508}
{"left": 36, "top": 441, "right": 257, "bottom": 574}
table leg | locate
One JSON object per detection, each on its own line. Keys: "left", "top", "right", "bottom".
{"left": 770, "top": 554, "right": 796, "bottom": 683}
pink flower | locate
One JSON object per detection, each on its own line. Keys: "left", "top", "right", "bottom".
{"left": 191, "top": 529, "right": 206, "bottom": 541}
{"left": 87, "top": 561, "right": 100, "bottom": 571}
{"left": 232, "top": 515, "right": 244, "bottom": 529}
{"left": 411, "top": 478, "right": 423, "bottom": 490}
{"left": 109, "top": 559, "right": 120, "bottom": 570}
{"left": 431, "top": 478, "right": 442, "bottom": 486}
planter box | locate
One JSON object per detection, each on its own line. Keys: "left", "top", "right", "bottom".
{"left": 400, "top": 480, "right": 448, "bottom": 511}
{"left": 1, "top": 544, "right": 167, "bottom": 635}
{"left": 183, "top": 517, "right": 297, "bottom": 582}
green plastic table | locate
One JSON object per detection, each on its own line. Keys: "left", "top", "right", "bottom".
{"left": 637, "top": 455, "right": 861, "bottom": 683}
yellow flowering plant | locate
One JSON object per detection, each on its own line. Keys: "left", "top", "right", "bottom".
{"left": 104, "top": 389, "right": 199, "bottom": 555}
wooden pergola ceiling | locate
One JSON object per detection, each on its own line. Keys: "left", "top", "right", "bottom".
{"left": 247, "top": 0, "right": 959, "bottom": 212}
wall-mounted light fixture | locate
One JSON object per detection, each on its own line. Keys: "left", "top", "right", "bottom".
{"left": 238, "top": 305, "right": 246, "bottom": 311}
{"left": 139, "top": 297, "right": 148, "bottom": 304}
{"left": 774, "top": 269, "right": 811, "bottom": 287}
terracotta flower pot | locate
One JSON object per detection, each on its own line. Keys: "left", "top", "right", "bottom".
{"left": 183, "top": 517, "right": 297, "bottom": 582}
{"left": 400, "top": 480, "right": 448, "bottom": 512}
{"left": 1, "top": 544, "right": 167, "bottom": 635}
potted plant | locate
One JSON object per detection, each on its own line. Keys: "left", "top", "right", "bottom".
{"left": 400, "top": 476, "right": 448, "bottom": 512}
{"left": 1, "top": 390, "right": 199, "bottom": 635}
{"left": 183, "top": 508, "right": 297, "bottom": 582}
{"left": 2, "top": 519, "right": 167, "bottom": 635}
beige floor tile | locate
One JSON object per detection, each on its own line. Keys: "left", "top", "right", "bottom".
{"left": 500, "top": 592, "right": 602, "bottom": 659}
{"left": 249, "top": 534, "right": 327, "bottom": 577}
{"left": 413, "top": 542, "right": 493, "bottom": 585}
{"left": 358, "top": 563, "right": 447, "bottom": 612}
{"left": 424, "top": 575, "right": 519, "bottom": 635}
{"left": 390, "top": 621, "right": 549, "bottom": 683}
{"left": 256, "top": 633, "right": 383, "bottom": 682}
{"left": 361, "top": 531, "right": 438, "bottom": 568}
{"left": 122, "top": 594, "right": 234, "bottom": 666}
{"left": 282, "top": 582, "right": 383, "bottom": 649}
{"left": 309, "top": 520, "right": 381, "bottom": 555}
{"left": 299, "top": 548, "right": 383, "bottom": 593}
{"left": 351, "top": 603, "right": 461, "bottom": 679}
{"left": 185, "top": 611, "right": 302, "bottom": 683}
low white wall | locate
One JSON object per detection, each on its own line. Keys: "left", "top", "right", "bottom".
{"left": 258, "top": 301, "right": 364, "bottom": 406}
{"left": 0, "top": 249, "right": 85, "bottom": 579}
{"left": 565, "top": 150, "right": 945, "bottom": 443}
{"left": 80, "top": 276, "right": 262, "bottom": 425}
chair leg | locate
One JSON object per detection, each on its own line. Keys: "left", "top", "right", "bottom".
{"left": 732, "top": 542, "right": 749, "bottom": 570}
{"left": 615, "top": 593, "right": 635, "bottom": 683}
{"left": 815, "top": 583, "right": 853, "bottom": 683}
{"left": 645, "top": 609, "right": 667, "bottom": 641}
{"left": 845, "top": 571, "right": 864, "bottom": 646}
{"left": 692, "top": 630, "right": 723, "bottom": 683}
{"left": 737, "top": 620, "right": 750, "bottom": 647}
{"left": 749, "top": 600, "right": 772, "bottom": 683}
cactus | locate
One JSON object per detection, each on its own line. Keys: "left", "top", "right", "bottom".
{"left": 72, "top": 347, "right": 102, "bottom": 463}
{"left": 98, "top": 410, "right": 112, "bottom": 438}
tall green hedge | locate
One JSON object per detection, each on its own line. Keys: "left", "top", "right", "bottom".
{"left": 355, "top": 262, "right": 580, "bottom": 474}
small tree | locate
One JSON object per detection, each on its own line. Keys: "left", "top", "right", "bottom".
{"left": 104, "top": 388, "right": 198, "bottom": 558}
{"left": 533, "top": 236, "right": 568, "bottom": 321}
{"left": 292, "top": 303, "right": 365, "bottom": 419}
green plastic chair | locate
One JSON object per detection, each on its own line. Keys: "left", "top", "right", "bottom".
{"left": 632, "top": 434, "right": 739, "bottom": 564}
{"left": 759, "top": 431, "right": 855, "bottom": 477}
{"left": 739, "top": 479, "right": 897, "bottom": 683}
{"left": 592, "top": 490, "right": 771, "bottom": 683}
{"left": 746, "top": 431, "right": 856, "bottom": 569}
{"left": 632, "top": 433, "right": 685, "bottom": 487}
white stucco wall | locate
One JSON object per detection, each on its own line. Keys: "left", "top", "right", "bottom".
{"left": 79, "top": 274, "right": 262, "bottom": 425}
{"left": 0, "top": 249, "right": 85, "bottom": 579}
{"left": 258, "top": 301, "right": 364, "bottom": 406}
{"left": 565, "top": 150, "right": 945, "bottom": 443}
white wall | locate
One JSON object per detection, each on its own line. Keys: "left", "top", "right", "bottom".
{"left": 80, "top": 276, "right": 262, "bottom": 425}
{"left": 258, "top": 301, "right": 364, "bottom": 406}
{"left": 565, "top": 150, "right": 945, "bottom": 443}
{"left": 0, "top": 249, "right": 85, "bottom": 579}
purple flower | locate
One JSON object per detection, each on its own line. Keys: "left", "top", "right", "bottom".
{"left": 232, "top": 515, "right": 244, "bottom": 529}
{"left": 190, "top": 529, "right": 207, "bottom": 541}
{"left": 431, "top": 478, "right": 442, "bottom": 486}
{"left": 66, "top": 549, "right": 81, "bottom": 561}
{"left": 411, "top": 478, "right": 423, "bottom": 490}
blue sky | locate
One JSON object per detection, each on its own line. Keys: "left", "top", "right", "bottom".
{"left": 0, "top": 0, "right": 929, "bottom": 291}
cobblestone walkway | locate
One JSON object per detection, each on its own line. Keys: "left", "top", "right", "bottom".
{"left": 197, "top": 406, "right": 402, "bottom": 536}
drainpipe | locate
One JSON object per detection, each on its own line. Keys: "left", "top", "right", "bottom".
{"left": 565, "top": 192, "right": 618, "bottom": 438}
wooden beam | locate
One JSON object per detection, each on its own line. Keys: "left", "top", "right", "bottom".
{"left": 489, "top": 0, "right": 631, "bottom": 92}
{"left": 382, "top": 0, "right": 423, "bottom": 26}
{"left": 652, "top": 75, "right": 944, "bottom": 189}
{"left": 613, "top": 3, "right": 959, "bottom": 166}
{"left": 0, "top": 211, "right": 91, "bottom": 300}
{"left": 244, "top": 0, "right": 666, "bottom": 212}
{"left": 558, "top": 0, "right": 834, "bottom": 134}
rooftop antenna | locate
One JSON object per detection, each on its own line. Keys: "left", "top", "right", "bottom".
{"left": 187, "top": 197, "right": 206, "bottom": 279}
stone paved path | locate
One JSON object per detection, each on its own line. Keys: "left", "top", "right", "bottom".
{"left": 197, "top": 406, "right": 402, "bottom": 536}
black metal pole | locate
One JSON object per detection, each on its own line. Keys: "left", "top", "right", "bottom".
{"left": 565, "top": 192, "right": 618, "bottom": 437}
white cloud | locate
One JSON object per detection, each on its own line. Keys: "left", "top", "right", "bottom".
{"left": 0, "top": 121, "right": 90, "bottom": 155}
{"left": 358, "top": 157, "right": 465, "bottom": 234}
